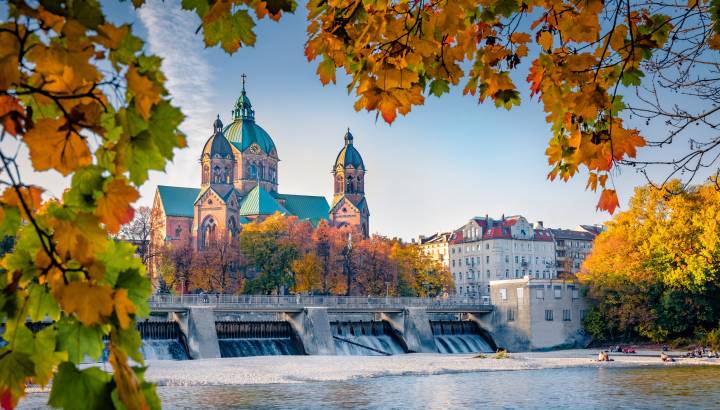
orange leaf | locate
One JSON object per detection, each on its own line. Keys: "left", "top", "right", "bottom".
{"left": 126, "top": 66, "right": 162, "bottom": 120}
{"left": 527, "top": 62, "right": 544, "bottom": 98}
{"left": 537, "top": 31, "right": 553, "bottom": 51}
{"left": 378, "top": 99, "right": 397, "bottom": 124}
{"left": 0, "top": 95, "right": 25, "bottom": 136}
{"left": 95, "top": 178, "right": 139, "bottom": 233}
{"left": 58, "top": 282, "right": 114, "bottom": 326}
{"left": 597, "top": 188, "right": 620, "bottom": 214}
{"left": 23, "top": 118, "right": 92, "bottom": 175}
{"left": 114, "top": 288, "right": 136, "bottom": 329}
{"left": 2, "top": 185, "right": 43, "bottom": 215}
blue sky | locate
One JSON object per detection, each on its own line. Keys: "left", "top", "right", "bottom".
{"left": 13, "top": 0, "right": 696, "bottom": 240}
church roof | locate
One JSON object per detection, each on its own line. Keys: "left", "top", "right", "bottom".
{"left": 223, "top": 80, "right": 276, "bottom": 156}
{"left": 202, "top": 116, "right": 234, "bottom": 158}
{"left": 276, "top": 193, "right": 330, "bottom": 223}
{"left": 238, "top": 185, "right": 288, "bottom": 216}
{"left": 157, "top": 185, "right": 199, "bottom": 217}
{"left": 334, "top": 129, "right": 365, "bottom": 170}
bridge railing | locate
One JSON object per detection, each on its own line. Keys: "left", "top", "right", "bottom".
{"left": 148, "top": 294, "right": 492, "bottom": 309}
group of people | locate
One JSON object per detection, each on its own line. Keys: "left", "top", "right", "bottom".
{"left": 683, "top": 346, "right": 719, "bottom": 358}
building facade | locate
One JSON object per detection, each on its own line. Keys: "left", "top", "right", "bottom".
{"left": 150, "top": 80, "right": 370, "bottom": 257}
{"left": 448, "top": 215, "right": 556, "bottom": 298}
{"left": 489, "top": 277, "right": 589, "bottom": 350}
{"left": 417, "top": 232, "right": 451, "bottom": 268}
{"left": 549, "top": 227, "right": 599, "bottom": 277}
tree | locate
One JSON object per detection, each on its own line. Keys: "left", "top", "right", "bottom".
{"left": 117, "top": 206, "right": 152, "bottom": 264}
{"left": 580, "top": 180, "right": 720, "bottom": 342}
{"left": 188, "top": 237, "right": 241, "bottom": 294}
{"left": 239, "top": 213, "right": 300, "bottom": 295}
{"left": 291, "top": 253, "right": 323, "bottom": 294}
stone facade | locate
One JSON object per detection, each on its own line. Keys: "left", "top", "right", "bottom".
{"left": 488, "top": 277, "right": 589, "bottom": 350}
{"left": 448, "top": 215, "right": 556, "bottom": 298}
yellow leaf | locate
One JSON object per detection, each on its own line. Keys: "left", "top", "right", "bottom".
{"left": 95, "top": 178, "right": 139, "bottom": 233}
{"left": 58, "top": 282, "right": 114, "bottom": 326}
{"left": 23, "top": 118, "right": 92, "bottom": 175}
{"left": 95, "top": 23, "right": 129, "bottom": 50}
{"left": 537, "top": 31, "right": 553, "bottom": 51}
{"left": 510, "top": 32, "right": 531, "bottom": 44}
{"left": 113, "top": 289, "right": 136, "bottom": 329}
{"left": 51, "top": 214, "right": 106, "bottom": 265}
{"left": 126, "top": 66, "right": 162, "bottom": 120}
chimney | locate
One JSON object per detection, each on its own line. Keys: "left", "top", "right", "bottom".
{"left": 536, "top": 221, "right": 544, "bottom": 228}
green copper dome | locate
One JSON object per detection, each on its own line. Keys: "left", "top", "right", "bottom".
{"left": 203, "top": 115, "right": 234, "bottom": 158}
{"left": 223, "top": 79, "right": 277, "bottom": 156}
{"left": 334, "top": 129, "right": 365, "bottom": 170}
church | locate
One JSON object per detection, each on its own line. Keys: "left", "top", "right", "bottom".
{"left": 150, "top": 79, "right": 370, "bottom": 251}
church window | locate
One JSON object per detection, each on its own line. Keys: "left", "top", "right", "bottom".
{"left": 224, "top": 167, "right": 231, "bottom": 183}
{"left": 213, "top": 165, "right": 221, "bottom": 183}
{"left": 250, "top": 164, "right": 257, "bottom": 178}
{"left": 175, "top": 226, "right": 181, "bottom": 238}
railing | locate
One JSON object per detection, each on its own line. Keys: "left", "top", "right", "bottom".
{"left": 148, "top": 294, "right": 492, "bottom": 310}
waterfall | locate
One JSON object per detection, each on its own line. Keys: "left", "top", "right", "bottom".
{"left": 137, "top": 321, "right": 190, "bottom": 360}
{"left": 216, "top": 321, "right": 302, "bottom": 357}
{"left": 431, "top": 321, "right": 494, "bottom": 354}
{"left": 332, "top": 321, "right": 406, "bottom": 356}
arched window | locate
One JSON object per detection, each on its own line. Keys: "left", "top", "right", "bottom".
{"left": 346, "top": 175, "right": 353, "bottom": 193}
{"left": 249, "top": 164, "right": 257, "bottom": 178}
{"left": 213, "top": 165, "right": 221, "bottom": 183}
{"left": 202, "top": 218, "right": 217, "bottom": 249}
{"left": 175, "top": 225, "right": 182, "bottom": 239}
{"left": 258, "top": 164, "right": 264, "bottom": 179}
{"left": 224, "top": 166, "right": 231, "bottom": 183}
{"left": 228, "top": 217, "right": 238, "bottom": 240}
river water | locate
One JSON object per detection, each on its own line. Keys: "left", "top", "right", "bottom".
{"left": 19, "top": 365, "right": 720, "bottom": 409}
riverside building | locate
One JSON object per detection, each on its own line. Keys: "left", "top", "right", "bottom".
{"left": 417, "top": 232, "right": 451, "bottom": 268}
{"left": 548, "top": 226, "right": 601, "bottom": 277}
{"left": 449, "top": 215, "right": 556, "bottom": 298}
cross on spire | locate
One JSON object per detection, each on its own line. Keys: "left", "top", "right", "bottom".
{"left": 241, "top": 73, "right": 247, "bottom": 91}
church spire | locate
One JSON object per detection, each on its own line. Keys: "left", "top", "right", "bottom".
{"left": 232, "top": 73, "right": 254, "bottom": 121}
{"left": 344, "top": 127, "right": 354, "bottom": 145}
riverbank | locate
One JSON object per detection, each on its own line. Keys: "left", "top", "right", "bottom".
{"left": 141, "top": 349, "right": 719, "bottom": 386}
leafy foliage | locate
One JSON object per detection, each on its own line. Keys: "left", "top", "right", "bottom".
{"left": 579, "top": 180, "right": 720, "bottom": 342}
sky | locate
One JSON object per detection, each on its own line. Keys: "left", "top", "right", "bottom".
{"left": 9, "top": 0, "right": 706, "bottom": 241}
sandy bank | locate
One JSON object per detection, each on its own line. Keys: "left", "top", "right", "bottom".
{"left": 142, "top": 349, "right": 720, "bottom": 386}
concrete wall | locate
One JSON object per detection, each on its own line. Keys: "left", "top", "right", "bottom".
{"left": 183, "top": 307, "right": 221, "bottom": 359}
{"left": 285, "top": 307, "right": 336, "bottom": 355}
{"left": 490, "top": 277, "right": 588, "bottom": 351}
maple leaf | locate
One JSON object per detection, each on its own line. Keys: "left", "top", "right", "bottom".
{"left": 1, "top": 185, "right": 43, "bottom": 214}
{"left": 527, "top": 62, "right": 544, "bottom": 98}
{"left": 23, "top": 118, "right": 92, "bottom": 176}
{"left": 537, "top": 31, "right": 553, "bottom": 51}
{"left": 126, "top": 66, "right": 162, "bottom": 120}
{"left": 95, "top": 178, "right": 139, "bottom": 233}
{"left": 0, "top": 95, "right": 25, "bottom": 136}
{"left": 597, "top": 188, "right": 620, "bottom": 214}
{"left": 58, "top": 282, "right": 114, "bottom": 326}
{"left": 317, "top": 58, "right": 336, "bottom": 85}
{"left": 113, "top": 288, "right": 136, "bottom": 329}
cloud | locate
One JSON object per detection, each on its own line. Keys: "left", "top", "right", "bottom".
{"left": 138, "top": 0, "right": 213, "bottom": 195}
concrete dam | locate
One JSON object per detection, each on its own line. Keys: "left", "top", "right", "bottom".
{"left": 141, "top": 295, "right": 498, "bottom": 359}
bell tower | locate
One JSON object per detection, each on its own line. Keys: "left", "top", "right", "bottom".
{"left": 329, "top": 129, "right": 370, "bottom": 237}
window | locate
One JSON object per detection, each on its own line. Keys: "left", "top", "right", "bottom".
{"left": 452, "top": 260, "right": 456, "bottom": 267}
{"left": 175, "top": 225, "right": 182, "bottom": 238}
{"left": 486, "top": 255, "right": 490, "bottom": 263}
{"left": 505, "top": 269, "right": 509, "bottom": 278}
{"left": 554, "top": 286, "right": 562, "bottom": 299}
{"left": 485, "top": 243, "right": 490, "bottom": 250}
{"left": 563, "top": 309, "right": 571, "bottom": 321}
{"left": 486, "top": 269, "right": 491, "bottom": 278}
{"left": 580, "top": 309, "right": 587, "bottom": 319}
{"left": 516, "top": 288, "right": 524, "bottom": 299}
{"left": 545, "top": 310, "right": 554, "bottom": 321}
{"left": 515, "top": 256, "right": 519, "bottom": 263}
{"left": 505, "top": 255, "right": 509, "bottom": 263}
{"left": 572, "top": 288, "right": 580, "bottom": 299}
{"left": 507, "top": 309, "right": 515, "bottom": 321}
{"left": 500, "top": 288, "right": 507, "bottom": 300}
{"left": 536, "top": 289, "right": 544, "bottom": 299}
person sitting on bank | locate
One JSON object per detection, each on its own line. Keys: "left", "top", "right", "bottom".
{"left": 660, "top": 352, "right": 675, "bottom": 362}
{"left": 597, "top": 351, "right": 613, "bottom": 362}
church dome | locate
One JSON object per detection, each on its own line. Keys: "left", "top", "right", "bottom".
{"left": 202, "top": 115, "right": 234, "bottom": 158}
{"left": 334, "top": 129, "right": 365, "bottom": 170}
{"left": 223, "top": 81, "right": 277, "bottom": 157}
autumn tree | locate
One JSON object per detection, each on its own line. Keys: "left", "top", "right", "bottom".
{"left": 117, "top": 206, "right": 152, "bottom": 264}
{"left": 189, "top": 237, "right": 241, "bottom": 294}
{"left": 580, "top": 180, "right": 720, "bottom": 343}
{"left": 391, "top": 243, "right": 454, "bottom": 297}
{"left": 291, "top": 253, "right": 323, "bottom": 294}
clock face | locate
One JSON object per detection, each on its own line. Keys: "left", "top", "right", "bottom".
{"left": 248, "top": 144, "right": 261, "bottom": 154}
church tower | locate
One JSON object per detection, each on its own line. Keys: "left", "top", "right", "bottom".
{"left": 200, "top": 116, "right": 236, "bottom": 196}
{"left": 329, "top": 129, "right": 370, "bottom": 237}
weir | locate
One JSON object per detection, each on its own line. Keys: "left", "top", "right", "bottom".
{"left": 215, "top": 321, "right": 303, "bottom": 357}
{"left": 431, "top": 320, "right": 495, "bottom": 354}
{"left": 331, "top": 320, "right": 405, "bottom": 355}
{"left": 137, "top": 321, "right": 190, "bottom": 360}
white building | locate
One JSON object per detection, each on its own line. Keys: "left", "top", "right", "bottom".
{"left": 449, "top": 215, "right": 556, "bottom": 297}
{"left": 417, "top": 232, "right": 451, "bottom": 268}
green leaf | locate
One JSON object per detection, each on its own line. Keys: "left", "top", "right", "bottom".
{"left": 113, "top": 325, "right": 143, "bottom": 363}
{"left": 63, "top": 166, "right": 105, "bottom": 211}
{"left": 26, "top": 283, "right": 61, "bottom": 322}
{"left": 56, "top": 316, "right": 106, "bottom": 364}
{"left": 621, "top": 68, "right": 644, "bottom": 86}
{"left": 494, "top": 0, "right": 518, "bottom": 18}
{"left": 203, "top": 9, "right": 257, "bottom": 53}
{"left": 148, "top": 100, "right": 185, "bottom": 158}
{"left": 49, "top": 362, "right": 114, "bottom": 410}
{"left": 493, "top": 89, "right": 521, "bottom": 110}
{"left": 428, "top": 79, "right": 450, "bottom": 97}
{"left": 0, "top": 350, "right": 34, "bottom": 403}
{"left": 0, "top": 207, "right": 20, "bottom": 238}
{"left": 181, "top": 0, "right": 210, "bottom": 17}
{"left": 14, "top": 325, "right": 67, "bottom": 385}
{"left": 40, "top": 0, "right": 105, "bottom": 29}
{"left": 116, "top": 268, "right": 152, "bottom": 318}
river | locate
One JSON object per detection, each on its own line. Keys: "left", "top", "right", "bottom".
{"left": 18, "top": 365, "right": 720, "bottom": 409}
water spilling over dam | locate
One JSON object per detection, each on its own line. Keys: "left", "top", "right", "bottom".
{"left": 216, "top": 321, "right": 302, "bottom": 357}
{"left": 332, "top": 321, "right": 406, "bottom": 355}
{"left": 137, "top": 321, "right": 190, "bottom": 360}
{"left": 431, "top": 321, "right": 494, "bottom": 354}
